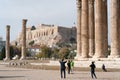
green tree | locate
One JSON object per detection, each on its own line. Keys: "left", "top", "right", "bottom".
{"left": 51, "top": 48, "right": 59, "bottom": 59}
{"left": 0, "top": 46, "right": 5, "bottom": 60}
{"left": 10, "top": 46, "right": 15, "bottom": 59}
{"left": 0, "top": 46, "right": 21, "bottom": 60}
{"left": 31, "top": 25, "right": 36, "bottom": 30}
{"left": 29, "top": 40, "right": 34, "bottom": 46}
{"left": 0, "top": 52, "right": 3, "bottom": 60}
{"left": 26, "top": 49, "right": 31, "bottom": 57}
{"left": 35, "top": 53, "right": 45, "bottom": 59}
{"left": 70, "top": 37, "right": 76, "bottom": 44}
{"left": 58, "top": 47, "right": 70, "bottom": 59}
{"left": 67, "top": 50, "right": 76, "bottom": 59}
{"left": 40, "top": 45, "right": 52, "bottom": 58}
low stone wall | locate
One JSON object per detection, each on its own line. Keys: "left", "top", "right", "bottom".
{"left": 34, "top": 58, "right": 120, "bottom": 69}
{"left": 1, "top": 58, "right": 120, "bottom": 69}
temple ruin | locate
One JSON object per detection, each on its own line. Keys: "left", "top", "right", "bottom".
{"left": 76, "top": 0, "right": 120, "bottom": 60}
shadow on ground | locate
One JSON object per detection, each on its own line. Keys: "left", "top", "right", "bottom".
{"left": 0, "top": 76, "right": 25, "bottom": 78}
{"left": 0, "top": 69, "right": 29, "bottom": 72}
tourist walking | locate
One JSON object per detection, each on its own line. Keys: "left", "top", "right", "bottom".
{"left": 89, "top": 61, "right": 97, "bottom": 79}
{"left": 67, "top": 60, "right": 71, "bottom": 74}
{"left": 59, "top": 59, "right": 67, "bottom": 79}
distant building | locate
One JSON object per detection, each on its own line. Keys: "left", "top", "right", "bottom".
{"left": 15, "top": 24, "right": 76, "bottom": 47}
{"left": 27, "top": 45, "right": 41, "bottom": 56}
{"left": 0, "top": 37, "right": 5, "bottom": 52}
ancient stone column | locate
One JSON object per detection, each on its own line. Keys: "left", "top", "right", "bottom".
{"left": 75, "top": 0, "right": 82, "bottom": 60}
{"left": 109, "top": 0, "right": 120, "bottom": 58}
{"left": 4, "top": 25, "right": 10, "bottom": 61}
{"left": 118, "top": 0, "right": 120, "bottom": 53}
{"left": 20, "top": 19, "right": 27, "bottom": 60}
{"left": 102, "top": 0, "right": 108, "bottom": 57}
{"left": 94, "top": 0, "right": 105, "bottom": 58}
{"left": 81, "top": 0, "right": 89, "bottom": 58}
{"left": 88, "top": 0, "right": 95, "bottom": 57}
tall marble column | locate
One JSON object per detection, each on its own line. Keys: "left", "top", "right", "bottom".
{"left": 88, "top": 0, "right": 95, "bottom": 57}
{"left": 109, "top": 0, "right": 120, "bottom": 58}
{"left": 102, "top": 0, "right": 108, "bottom": 57}
{"left": 4, "top": 25, "right": 10, "bottom": 61}
{"left": 76, "top": 0, "right": 82, "bottom": 60}
{"left": 118, "top": 0, "right": 120, "bottom": 52}
{"left": 81, "top": 0, "right": 89, "bottom": 58}
{"left": 20, "top": 19, "right": 27, "bottom": 60}
{"left": 94, "top": 0, "right": 105, "bottom": 58}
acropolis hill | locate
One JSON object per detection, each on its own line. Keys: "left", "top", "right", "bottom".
{"left": 15, "top": 24, "right": 76, "bottom": 47}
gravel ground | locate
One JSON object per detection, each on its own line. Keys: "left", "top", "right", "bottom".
{"left": 0, "top": 64, "right": 120, "bottom": 80}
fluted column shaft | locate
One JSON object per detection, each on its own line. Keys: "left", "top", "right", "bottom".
{"left": 102, "top": 0, "right": 108, "bottom": 57}
{"left": 118, "top": 0, "right": 120, "bottom": 54}
{"left": 94, "top": 0, "right": 105, "bottom": 58}
{"left": 81, "top": 0, "right": 89, "bottom": 58}
{"left": 88, "top": 0, "right": 95, "bottom": 57}
{"left": 76, "top": 0, "right": 82, "bottom": 59}
{"left": 20, "top": 19, "right": 27, "bottom": 60}
{"left": 5, "top": 25, "right": 10, "bottom": 60}
{"left": 110, "top": 0, "right": 120, "bottom": 58}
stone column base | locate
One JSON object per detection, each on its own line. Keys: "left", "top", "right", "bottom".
{"left": 20, "top": 57, "right": 26, "bottom": 60}
{"left": 92, "top": 54, "right": 106, "bottom": 58}
{"left": 80, "top": 55, "right": 89, "bottom": 58}
{"left": 108, "top": 55, "right": 120, "bottom": 58}
{"left": 88, "top": 53, "right": 94, "bottom": 58}
{"left": 75, "top": 54, "right": 81, "bottom": 60}
{"left": 4, "top": 57, "right": 10, "bottom": 61}
{"left": 77, "top": 57, "right": 89, "bottom": 61}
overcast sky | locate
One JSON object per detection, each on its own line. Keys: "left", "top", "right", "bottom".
{"left": 0, "top": 0, "right": 76, "bottom": 41}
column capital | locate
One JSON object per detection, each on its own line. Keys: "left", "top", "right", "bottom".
{"left": 22, "top": 19, "right": 27, "bottom": 24}
{"left": 22, "top": 19, "right": 27, "bottom": 21}
{"left": 6, "top": 25, "right": 10, "bottom": 29}
{"left": 76, "top": 0, "right": 82, "bottom": 9}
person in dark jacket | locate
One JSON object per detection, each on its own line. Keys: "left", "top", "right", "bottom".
{"left": 90, "top": 61, "right": 97, "bottom": 79}
{"left": 59, "top": 59, "right": 67, "bottom": 78}
{"left": 67, "top": 60, "right": 71, "bottom": 74}
{"left": 102, "top": 64, "right": 107, "bottom": 72}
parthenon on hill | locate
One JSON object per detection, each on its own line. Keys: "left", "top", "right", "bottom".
{"left": 15, "top": 24, "right": 76, "bottom": 47}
